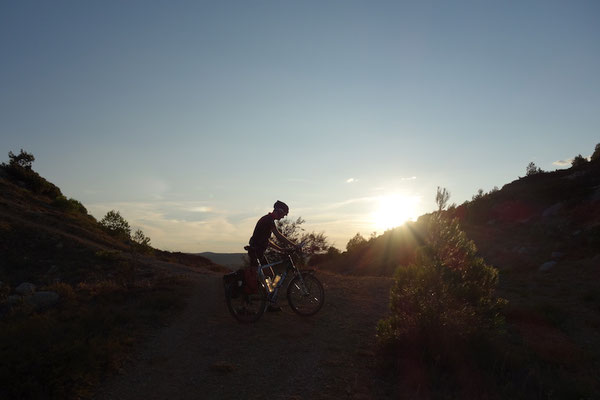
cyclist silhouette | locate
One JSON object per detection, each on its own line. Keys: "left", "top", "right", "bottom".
{"left": 245, "top": 200, "right": 296, "bottom": 311}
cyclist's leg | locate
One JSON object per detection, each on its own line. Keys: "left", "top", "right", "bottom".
{"left": 242, "top": 248, "right": 259, "bottom": 294}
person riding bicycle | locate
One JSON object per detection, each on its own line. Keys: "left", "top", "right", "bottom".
{"left": 245, "top": 200, "right": 297, "bottom": 310}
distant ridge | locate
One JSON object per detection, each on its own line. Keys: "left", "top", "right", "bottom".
{"left": 197, "top": 252, "right": 246, "bottom": 270}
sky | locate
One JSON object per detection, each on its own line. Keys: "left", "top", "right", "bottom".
{"left": 1, "top": 1, "right": 599, "bottom": 252}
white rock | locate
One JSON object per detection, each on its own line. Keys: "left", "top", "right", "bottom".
{"left": 539, "top": 261, "right": 557, "bottom": 272}
{"left": 15, "top": 282, "right": 36, "bottom": 295}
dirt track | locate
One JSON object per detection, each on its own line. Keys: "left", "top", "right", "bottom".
{"left": 94, "top": 268, "right": 395, "bottom": 400}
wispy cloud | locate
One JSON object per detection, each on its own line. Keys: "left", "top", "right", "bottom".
{"left": 346, "top": 178, "right": 355, "bottom": 183}
{"left": 553, "top": 159, "right": 572, "bottom": 166}
{"left": 401, "top": 176, "right": 417, "bottom": 181}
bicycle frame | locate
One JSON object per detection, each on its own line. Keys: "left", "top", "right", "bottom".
{"left": 255, "top": 253, "right": 309, "bottom": 304}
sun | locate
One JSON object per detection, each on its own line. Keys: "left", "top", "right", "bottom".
{"left": 371, "top": 194, "right": 420, "bottom": 232}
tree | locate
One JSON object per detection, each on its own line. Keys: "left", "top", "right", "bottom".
{"left": 346, "top": 233, "right": 367, "bottom": 252}
{"left": 472, "top": 188, "right": 484, "bottom": 201}
{"left": 100, "top": 210, "right": 131, "bottom": 239}
{"left": 268, "top": 216, "right": 329, "bottom": 259}
{"left": 526, "top": 162, "right": 542, "bottom": 176}
{"left": 572, "top": 154, "right": 588, "bottom": 167}
{"left": 591, "top": 143, "right": 600, "bottom": 162}
{"left": 326, "top": 246, "right": 341, "bottom": 256}
{"left": 132, "top": 229, "right": 151, "bottom": 248}
{"left": 377, "top": 211, "right": 505, "bottom": 359}
{"left": 435, "top": 186, "right": 450, "bottom": 212}
{"left": 8, "top": 149, "right": 35, "bottom": 169}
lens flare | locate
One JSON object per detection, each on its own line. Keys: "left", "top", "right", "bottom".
{"left": 371, "top": 194, "right": 420, "bottom": 232}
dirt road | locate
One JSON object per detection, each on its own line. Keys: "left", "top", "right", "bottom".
{"left": 94, "top": 268, "right": 395, "bottom": 400}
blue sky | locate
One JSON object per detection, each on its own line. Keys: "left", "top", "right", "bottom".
{"left": 2, "top": 1, "right": 599, "bottom": 252}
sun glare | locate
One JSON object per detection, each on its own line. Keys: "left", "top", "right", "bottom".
{"left": 371, "top": 194, "right": 420, "bottom": 232}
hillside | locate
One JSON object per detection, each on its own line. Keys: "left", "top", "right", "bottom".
{"left": 316, "top": 157, "right": 600, "bottom": 398}
{"left": 0, "top": 160, "right": 226, "bottom": 399}
{"left": 320, "top": 159, "right": 600, "bottom": 276}
{"left": 2, "top": 153, "right": 600, "bottom": 399}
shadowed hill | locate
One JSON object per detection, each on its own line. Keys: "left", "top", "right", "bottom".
{"left": 316, "top": 158, "right": 600, "bottom": 398}
{"left": 0, "top": 159, "right": 227, "bottom": 399}
{"left": 0, "top": 165, "right": 224, "bottom": 285}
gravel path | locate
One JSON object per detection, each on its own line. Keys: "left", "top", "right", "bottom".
{"left": 94, "top": 269, "right": 395, "bottom": 400}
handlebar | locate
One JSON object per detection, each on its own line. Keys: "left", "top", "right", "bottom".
{"left": 281, "top": 240, "right": 308, "bottom": 256}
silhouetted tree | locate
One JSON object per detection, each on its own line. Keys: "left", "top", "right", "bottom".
{"left": 435, "top": 186, "right": 450, "bottom": 212}
{"left": 526, "top": 162, "right": 542, "bottom": 176}
{"left": 472, "top": 188, "right": 484, "bottom": 201}
{"left": 7, "top": 149, "right": 35, "bottom": 169}
{"left": 269, "top": 216, "right": 328, "bottom": 258}
{"left": 346, "top": 233, "right": 367, "bottom": 252}
{"left": 2, "top": 150, "right": 62, "bottom": 198}
{"left": 100, "top": 210, "right": 131, "bottom": 239}
{"left": 132, "top": 229, "right": 151, "bottom": 247}
{"left": 377, "top": 209, "right": 505, "bottom": 363}
{"left": 591, "top": 143, "right": 600, "bottom": 162}
{"left": 572, "top": 154, "right": 588, "bottom": 167}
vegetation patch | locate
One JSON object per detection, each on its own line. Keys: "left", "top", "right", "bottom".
{"left": 0, "top": 277, "right": 191, "bottom": 399}
{"left": 376, "top": 208, "right": 507, "bottom": 398}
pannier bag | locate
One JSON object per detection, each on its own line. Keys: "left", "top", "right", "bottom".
{"left": 223, "top": 269, "right": 244, "bottom": 298}
{"left": 243, "top": 266, "right": 258, "bottom": 294}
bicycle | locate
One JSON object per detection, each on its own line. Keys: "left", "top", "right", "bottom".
{"left": 222, "top": 243, "right": 325, "bottom": 323}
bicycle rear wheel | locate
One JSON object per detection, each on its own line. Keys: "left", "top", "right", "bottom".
{"left": 287, "top": 273, "right": 324, "bottom": 316}
{"left": 224, "top": 282, "right": 267, "bottom": 323}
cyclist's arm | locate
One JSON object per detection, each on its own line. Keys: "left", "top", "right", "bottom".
{"left": 271, "top": 226, "right": 295, "bottom": 247}
{"left": 267, "top": 239, "right": 284, "bottom": 252}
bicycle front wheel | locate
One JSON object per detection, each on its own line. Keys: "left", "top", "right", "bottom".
{"left": 225, "top": 283, "right": 267, "bottom": 323}
{"left": 287, "top": 273, "right": 324, "bottom": 316}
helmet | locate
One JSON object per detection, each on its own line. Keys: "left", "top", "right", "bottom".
{"left": 273, "top": 200, "right": 289, "bottom": 215}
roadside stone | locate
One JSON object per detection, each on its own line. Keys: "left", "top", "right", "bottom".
{"left": 27, "top": 291, "right": 60, "bottom": 309}
{"left": 539, "top": 261, "right": 557, "bottom": 272}
{"left": 542, "top": 203, "right": 562, "bottom": 218}
{"left": 591, "top": 186, "right": 600, "bottom": 202}
{"left": 15, "top": 282, "right": 36, "bottom": 295}
{"left": 209, "top": 362, "right": 237, "bottom": 374}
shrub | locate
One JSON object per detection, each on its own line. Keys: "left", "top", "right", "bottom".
{"left": 2, "top": 150, "right": 62, "bottom": 198}
{"left": 472, "top": 188, "right": 484, "bottom": 201}
{"left": 7, "top": 149, "right": 35, "bottom": 169}
{"left": 99, "top": 210, "right": 131, "bottom": 239}
{"left": 591, "top": 143, "right": 600, "bottom": 162}
{"left": 526, "top": 162, "right": 543, "bottom": 176}
{"left": 131, "top": 229, "right": 152, "bottom": 254}
{"left": 377, "top": 212, "right": 505, "bottom": 359}
{"left": 52, "top": 195, "right": 88, "bottom": 214}
{"left": 346, "top": 233, "right": 367, "bottom": 252}
{"left": 571, "top": 154, "right": 588, "bottom": 167}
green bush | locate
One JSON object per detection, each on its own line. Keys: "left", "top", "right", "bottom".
{"left": 52, "top": 195, "right": 88, "bottom": 214}
{"left": 2, "top": 150, "right": 62, "bottom": 198}
{"left": 571, "top": 154, "right": 588, "bottom": 167}
{"left": 346, "top": 232, "right": 367, "bottom": 252}
{"left": 591, "top": 143, "right": 600, "bottom": 162}
{"left": 131, "top": 229, "right": 152, "bottom": 253}
{"left": 526, "top": 161, "right": 543, "bottom": 176}
{"left": 377, "top": 212, "right": 505, "bottom": 358}
{"left": 99, "top": 210, "right": 131, "bottom": 239}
